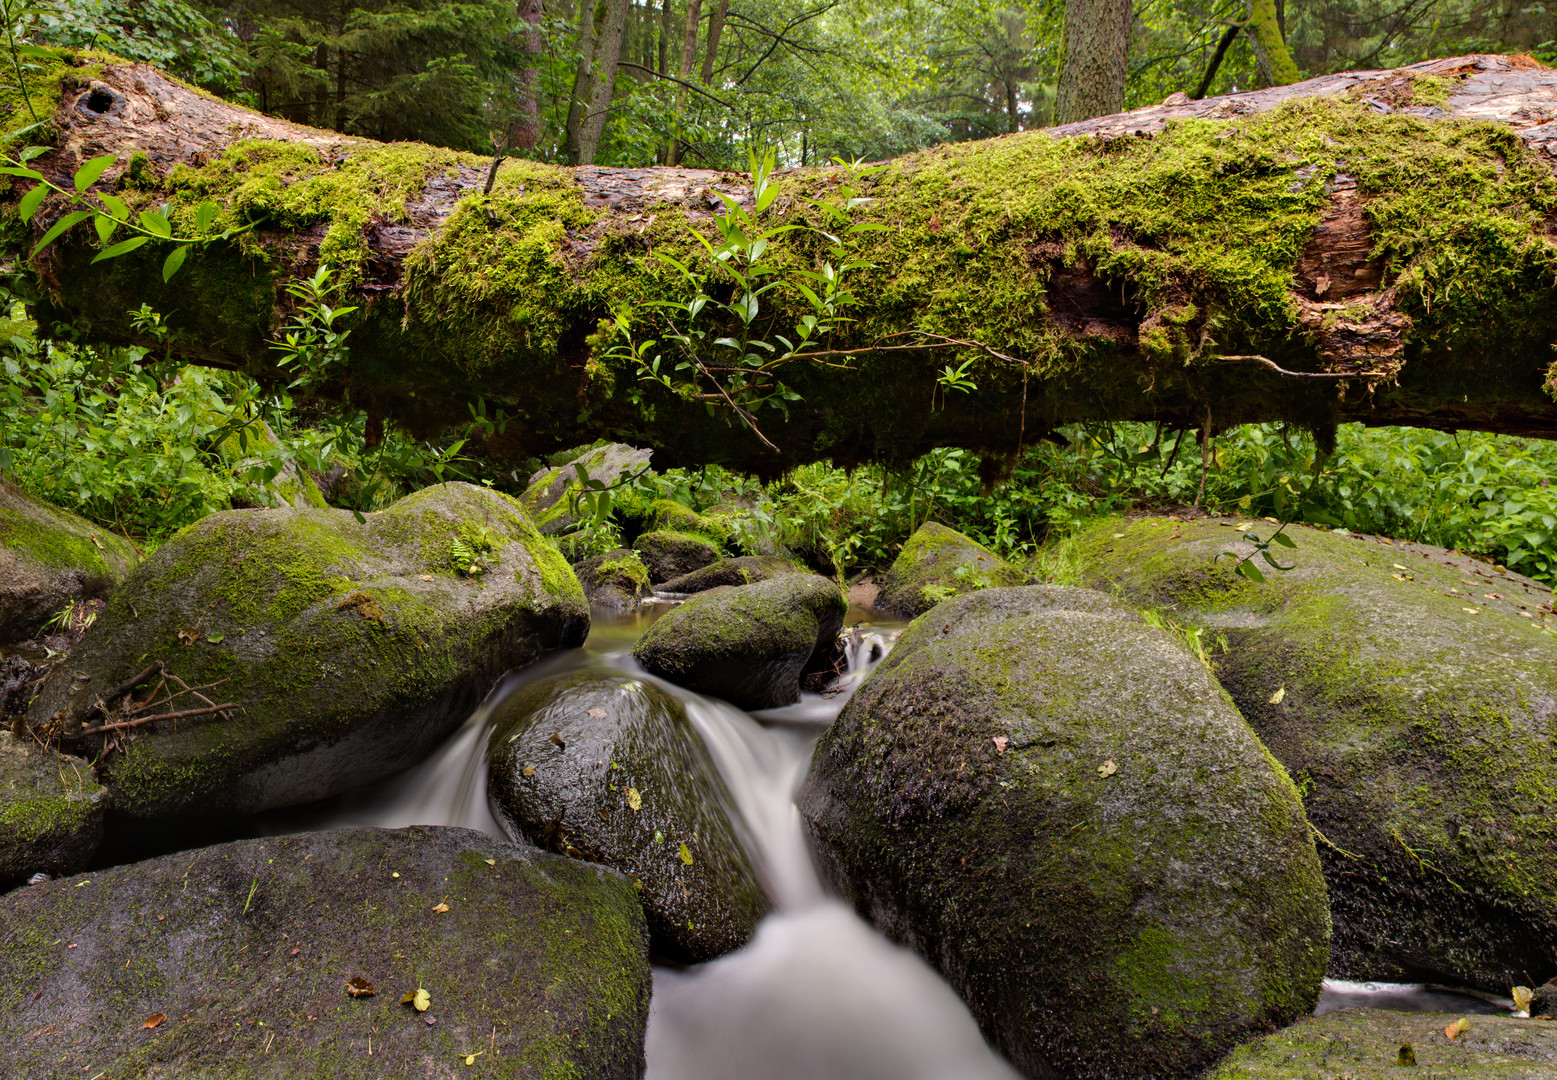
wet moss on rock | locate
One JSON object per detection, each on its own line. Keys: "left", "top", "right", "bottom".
{"left": 26, "top": 482, "right": 588, "bottom": 818}
{"left": 799, "top": 585, "right": 1330, "bottom": 1080}
{"left": 0, "top": 733, "right": 106, "bottom": 890}
{"left": 874, "top": 521, "right": 1026, "bottom": 618}
{"left": 518, "top": 443, "right": 653, "bottom": 537}
{"left": 634, "top": 574, "right": 847, "bottom": 710}
{"left": 656, "top": 555, "right": 807, "bottom": 595}
{"left": 0, "top": 826, "right": 651, "bottom": 1078}
{"left": 1075, "top": 515, "right": 1557, "bottom": 992}
{"left": 633, "top": 530, "right": 722, "bottom": 584}
{"left": 573, "top": 548, "right": 652, "bottom": 611}
{"left": 487, "top": 670, "right": 768, "bottom": 963}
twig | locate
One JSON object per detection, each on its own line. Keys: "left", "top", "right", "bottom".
{"left": 98, "top": 663, "right": 163, "bottom": 709}
{"left": 1196, "top": 405, "right": 1212, "bottom": 509}
{"left": 81, "top": 703, "right": 239, "bottom": 735}
{"left": 1213, "top": 354, "right": 1362, "bottom": 380}
{"left": 1160, "top": 426, "right": 1188, "bottom": 477}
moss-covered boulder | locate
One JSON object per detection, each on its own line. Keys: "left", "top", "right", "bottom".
{"left": 26, "top": 482, "right": 589, "bottom": 818}
{"left": 0, "top": 733, "right": 106, "bottom": 890}
{"left": 520, "top": 442, "right": 653, "bottom": 536}
{"left": 657, "top": 555, "right": 806, "bottom": 594}
{"left": 875, "top": 521, "right": 1025, "bottom": 618}
{"left": 487, "top": 671, "right": 767, "bottom": 963}
{"left": 1076, "top": 516, "right": 1557, "bottom": 992}
{"left": 634, "top": 530, "right": 723, "bottom": 583}
{"left": 0, "top": 478, "right": 138, "bottom": 645}
{"left": 0, "top": 826, "right": 650, "bottom": 1078}
{"left": 633, "top": 575, "right": 848, "bottom": 710}
{"left": 647, "top": 499, "right": 733, "bottom": 546}
{"left": 1205, "top": 1008, "right": 1557, "bottom": 1078}
{"left": 574, "top": 548, "right": 652, "bottom": 610}
{"left": 799, "top": 586, "right": 1330, "bottom": 1080}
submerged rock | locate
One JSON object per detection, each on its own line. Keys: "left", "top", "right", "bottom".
{"left": 27, "top": 482, "right": 588, "bottom": 818}
{"left": 574, "top": 548, "right": 652, "bottom": 610}
{"left": 634, "top": 575, "right": 847, "bottom": 710}
{"left": 1076, "top": 516, "right": 1557, "bottom": 992}
{"left": 521, "top": 442, "right": 653, "bottom": 536}
{"left": 0, "top": 478, "right": 138, "bottom": 645}
{"left": 635, "top": 530, "right": 723, "bottom": 583}
{"left": 874, "top": 521, "right": 1024, "bottom": 618}
{"left": 1205, "top": 1008, "right": 1557, "bottom": 1078}
{"left": 657, "top": 555, "right": 806, "bottom": 594}
{"left": 0, "top": 826, "right": 650, "bottom": 1078}
{"left": 0, "top": 733, "right": 106, "bottom": 889}
{"left": 487, "top": 670, "right": 767, "bottom": 963}
{"left": 800, "top": 586, "right": 1330, "bottom": 1080}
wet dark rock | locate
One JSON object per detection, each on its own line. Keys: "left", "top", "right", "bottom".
{"left": 520, "top": 443, "right": 653, "bottom": 536}
{"left": 487, "top": 671, "right": 767, "bottom": 963}
{"left": 0, "top": 478, "right": 138, "bottom": 645}
{"left": 800, "top": 586, "right": 1330, "bottom": 1080}
{"left": 1076, "top": 516, "right": 1557, "bottom": 992}
{"left": 0, "top": 732, "right": 106, "bottom": 890}
{"left": 634, "top": 530, "right": 722, "bottom": 583}
{"left": 874, "top": 521, "right": 1025, "bottom": 618}
{"left": 0, "top": 826, "right": 650, "bottom": 1078}
{"left": 27, "top": 482, "right": 588, "bottom": 818}
{"left": 1205, "top": 1008, "right": 1557, "bottom": 1078}
{"left": 657, "top": 555, "right": 806, "bottom": 595}
{"left": 634, "top": 575, "right": 847, "bottom": 710}
{"left": 574, "top": 548, "right": 652, "bottom": 610}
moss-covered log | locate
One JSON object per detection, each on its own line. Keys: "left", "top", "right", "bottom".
{"left": 7, "top": 51, "right": 1557, "bottom": 471}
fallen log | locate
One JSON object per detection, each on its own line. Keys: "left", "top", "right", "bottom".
{"left": 8, "top": 50, "right": 1557, "bottom": 471}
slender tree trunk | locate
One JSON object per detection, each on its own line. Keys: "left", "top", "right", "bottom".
{"left": 1246, "top": 0, "right": 1301, "bottom": 87}
{"left": 700, "top": 0, "right": 727, "bottom": 84}
{"left": 1006, "top": 79, "right": 1020, "bottom": 133}
{"left": 658, "top": 0, "right": 671, "bottom": 73}
{"left": 508, "top": 0, "right": 545, "bottom": 152}
{"left": 665, "top": 0, "right": 702, "bottom": 165}
{"left": 565, "top": 0, "right": 599, "bottom": 164}
{"left": 575, "top": 0, "right": 631, "bottom": 165}
{"left": 1054, "top": 0, "right": 1133, "bottom": 125}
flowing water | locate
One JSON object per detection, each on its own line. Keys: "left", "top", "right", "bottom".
{"left": 93, "top": 603, "right": 1499, "bottom": 1074}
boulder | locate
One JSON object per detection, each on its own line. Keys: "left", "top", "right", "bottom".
{"left": 574, "top": 548, "right": 652, "bottom": 610}
{"left": 634, "top": 575, "right": 848, "bottom": 710}
{"left": 647, "top": 499, "right": 734, "bottom": 547}
{"left": 0, "top": 826, "right": 650, "bottom": 1078}
{"left": 0, "top": 733, "right": 106, "bottom": 889}
{"left": 657, "top": 555, "right": 807, "bottom": 595}
{"left": 1075, "top": 516, "right": 1557, "bottom": 992}
{"left": 0, "top": 477, "right": 138, "bottom": 645}
{"left": 487, "top": 671, "right": 767, "bottom": 963}
{"left": 1205, "top": 1008, "right": 1557, "bottom": 1078}
{"left": 874, "top": 521, "right": 1025, "bottom": 618}
{"left": 634, "top": 530, "right": 723, "bottom": 583}
{"left": 799, "top": 586, "right": 1330, "bottom": 1080}
{"left": 520, "top": 443, "right": 652, "bottom": 536}
{"left": 27, "top": 482, "right": 589, "bottom": 818}
{"left": 220, "top": 418, "right": 329, "bottom": 509}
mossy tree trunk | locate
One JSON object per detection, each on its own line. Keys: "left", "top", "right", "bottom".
{"left": 9, "top": 52, "right": 1557, "bottom": 475}
{"left": 1246, "top": 0, "right": 1301, "bottom": 87}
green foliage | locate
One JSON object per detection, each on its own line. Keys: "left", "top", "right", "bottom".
{"left": 29, "top": 0, "right": 247, "bottom": 94}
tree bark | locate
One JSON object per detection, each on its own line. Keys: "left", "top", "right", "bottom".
{"left": 665, "top": 0, "right": 702, "bottom": 166}
{"left": 507, "top": 0, "right": 545, "bottom": 152}
{"left": 700, "top": 0, "right": 727, "bottom": 85}
{"left": 1055, "top": 0, "right": 1133, "bottom": 124}
{"left": 13, "top": 53, "right": 1557, "bottom": 473}
{"left": 574, "top": 0, "right": 631, "bottom": 165}
{"left": 564, "top": 0, "right": 599, "bottom": 164}
{"left": 1246, "top": 0, "right": 1300, "bottom": 87}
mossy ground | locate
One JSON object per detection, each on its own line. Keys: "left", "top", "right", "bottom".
{"left": 1074, "top": 515, "right": 1557, "bottom": 990}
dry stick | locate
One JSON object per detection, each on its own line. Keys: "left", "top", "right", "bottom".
{"left": 81, "top": 703, "right": 239, "bottom": 736}
{"left": 1212, "top": 354, "right": 1361, "bottom": 380}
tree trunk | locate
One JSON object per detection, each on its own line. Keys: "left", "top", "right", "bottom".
{"left": 659, "top": 0, "right": 671, "bottom": 74}
{"left": 14, "top": 54, "right": 1557, "bottom": 474}
{"left": 665, "top": 0, "right": 702, "bottom": 166}
{"left": 1246, "top": 0, "right": 1300, "bottom": 87}
{"left": 1054, "top": 0, "right": 1133, "bottom": 124}
{"left": 574, "top": 0, "right": 630, "bottom": 165}
{"left": 700, "top": 0, "right": 727, "bottom": 85}
{"left": 564, "top": 0, "right": 599, "bottom": 164}
{"left": 507, "top": 0, "right": 545, "bottom": 152}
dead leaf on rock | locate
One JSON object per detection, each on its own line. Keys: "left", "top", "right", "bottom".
{"left": 1513, "top": 986, "right": 1533, "bottom": 1016}
{"left": 1397, "top": 1042, "right": 1416, "bottom": 1066}
{"left": 1463, "top": 607, "right": 1481, "bottom": 615}
{"left": 521, "top": 765, "right": 536, "bottom": 777}
{"left": 548, "top": 732, "right": 566, "bottom": 750}
{"left": 418, "top": 574, "right": 434, "bottom": 581}
{"left": 1098, "top": 760, "right": 1118, "bottom": 778}
{"left": 402, "top": 987, "right": 431, "bottom": 1012}
{"left": 176, "top": 628, "right": 198, "bottom": 646}
{"left": 432, "top": 902, "right": 450, "bottom": 913}
{"left": 142, "top": 1013, "right": 167, "bottom": 1030}
{"left": 587, "top": 708, "right": 607, "bottom": 719}
{"left": 678, "top": 842, "right": 694, "bottom": 866}
{"left": 1445, "top": 1016, "right": 1470, "bottom": 1040}
{"left": 345, "top": 976, "right": 376, "bottom": 998}
{"left": 992, "top": 736, "right": 1009, "bottom": 754}
{"left": 1269, "top": 686, "right": 1286, "bottom": 705}
{"left": 627, "top": 787, "right": 642, "bottom": 811}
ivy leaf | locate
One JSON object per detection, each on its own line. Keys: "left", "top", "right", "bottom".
{"left": 17, "top": 183, "right": 46, "bottom": 222}
{"left": 91, "top": 235, "right": 150, "bottom": 263}
{"left": 73, "top": 154, "right": 115, "bottom": 192}
{"left": 30, "top": 210, "right": 94, "bottom": 256}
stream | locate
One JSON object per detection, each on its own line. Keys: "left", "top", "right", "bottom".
{"left": 90, "top": 604, "right": 1500, "bottom": 1076}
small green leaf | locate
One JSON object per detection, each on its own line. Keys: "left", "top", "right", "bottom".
{"left": 162, "top": 244, "right": 188, "bottom": 281}
{"left": 678, "top": 842, "right": 694, "bottom": 866}
{"left": 0, "top": 166, "right": 45, "bottom": 180}
{"left": 30, "top": 210, "right": 93, "bottom": 255}
{"left": 99, "top": 193, "right": 129, "bottom": 220}
{"left": 93, "top": 213, "right": 115, "bottom": 246}
{"left": 1269, "top": 532, "right": 1297, "bottom": 548}
{"left": 73, "top": 153, "right": 115, "bottom": 193}
{"left": 91, "top": 235, "right": 150, "bottom": 263}
{"left": 206, "top": 633, "right": 225, "bottom": 644}
{"left": 17, "top": 183, "right": 46, "bottom": 222}
{"left": 1235, "top": 559, "right": 1266, "bottom": 583}
{"left": 195, "top": 200, "right": 217, "bottom": 233}
{"left": 139, "top": 210, "right": 172, "bottom": 237}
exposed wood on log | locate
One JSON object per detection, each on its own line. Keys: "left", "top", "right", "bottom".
{"left": 10, "top": 53, "right": 1557, "bottom": 472}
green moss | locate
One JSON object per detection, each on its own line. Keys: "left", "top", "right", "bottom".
{"left": 596, "top": 552, "right": 651, "bottom": 591}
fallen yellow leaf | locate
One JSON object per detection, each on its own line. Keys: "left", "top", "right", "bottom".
{"left": 678, "top": 842, "right": 694, "bottom": 866}
{"left": 522, "top": 765, "right": 536, "bottom": 777}
{"left": 1269, "top": 686, "right": 1285, "bottom": 705}
{"left": 484, "top": 858, "right": 495, "bottom": 867}
{"left": 1445, "top": 1016, "right": 1470, "bottom": 1040}
{"left": 587, "top": 708, "right": 607, "bottom": 719}
{"left": 142, "top": 1013, "right": 167, "bottom": 1030}
{"left": 1513, "top": 986, "right": 1533, "bottom": 1015}
{"left": 401, "top": 987, "right": 431, "bottom": 1012}
{"left": 1463, "top": 607, "right": 1481, "bottom": 615}
{"left": 1098, "top": 760, "right": 1118, "bottom": 778}
{"left": 432, "top": 902, "right": 450, "bottom": 913}
{"left": 627, "top": 787, "right": 642, "bottom": 811}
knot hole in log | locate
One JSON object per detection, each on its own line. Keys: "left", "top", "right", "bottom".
{"left": 77, "top": 84, "right": 124, "bottom": 118}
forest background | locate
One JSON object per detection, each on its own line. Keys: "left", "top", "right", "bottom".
{"left": 7, "top": 0, "right": 1557, "bottom": 587}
